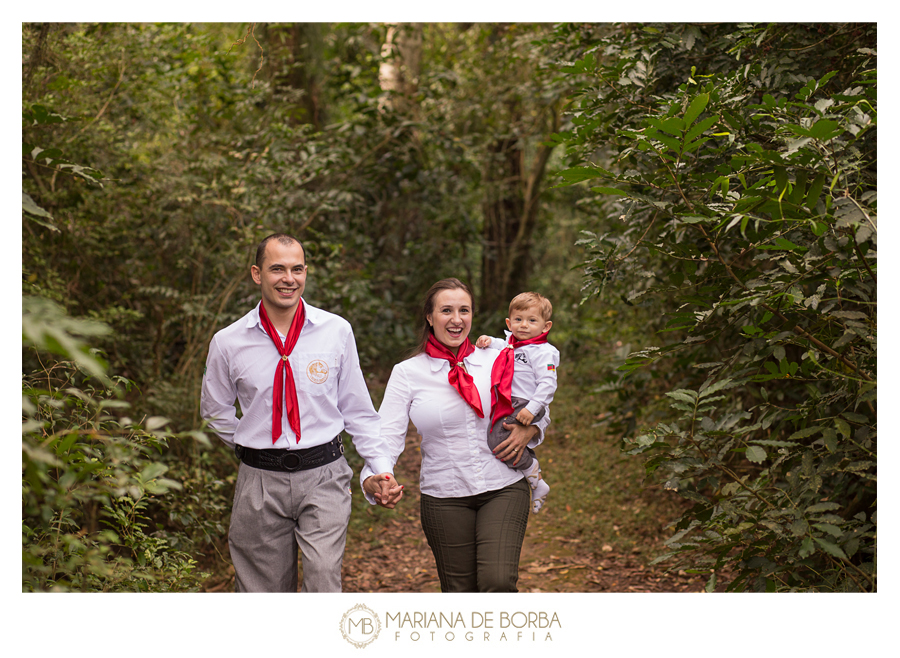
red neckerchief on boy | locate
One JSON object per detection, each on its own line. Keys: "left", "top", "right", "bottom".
{"left": 258, "top": 301, "right": 306, "bottom": 444}
{"left": 425, "top": 334, "right": 484, "bottom": 418}
{"left": 489, "top": 331, "right": 549, "bottom": 424}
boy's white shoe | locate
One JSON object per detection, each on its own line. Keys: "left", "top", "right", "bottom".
{"left": 525, "top": 460, "right": 550, "bottom": 513}
{"left": 531, "top": 479, "right": 550, "bottom": 513}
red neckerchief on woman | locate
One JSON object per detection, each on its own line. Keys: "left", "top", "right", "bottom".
{"left": 425, "top": 334, "right": 484, "bottom": 418}
{"left": 489, "top": 331, "right": 549, "bottom": 424}
{"left": 258, "top": 301, "right": 306, "bottom": 444}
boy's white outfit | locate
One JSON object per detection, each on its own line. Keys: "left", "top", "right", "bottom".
{"left": 487, "top": 331, "right": 560, "bottom": 419}
{"left": 486, "top": 331, "right": 560, "bottom": 512}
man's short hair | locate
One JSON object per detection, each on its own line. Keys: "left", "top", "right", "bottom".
{"left": 508, "top": 292, "right": 552, "bottom": 321}
{"left": 255, "top": 233, "right": 304, "bottom": 269}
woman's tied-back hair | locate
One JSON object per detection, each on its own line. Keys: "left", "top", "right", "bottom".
{"left": 508, "top": 291, "right": 552, "bottom": 321}
{"left": 412, "top": 278, "right": 475, "bottom": 356}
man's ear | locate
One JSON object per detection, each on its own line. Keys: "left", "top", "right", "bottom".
{"left": 250, "top": 265, "right": 261, "bottom": 285}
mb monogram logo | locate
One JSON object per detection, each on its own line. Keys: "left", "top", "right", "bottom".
{"left": 340, "top": 604, "right": 381, "bottom": 648}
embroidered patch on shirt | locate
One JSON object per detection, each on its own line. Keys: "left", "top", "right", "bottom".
{"left": 307, "top": 359, "right": 329, "bottom": 383}
{"left": 546, "top": 364, "right": 556, "bottom": 371}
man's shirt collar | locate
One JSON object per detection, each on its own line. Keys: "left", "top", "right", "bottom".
{"left": 246, "top": 298, "right": 317, "bottom": 333}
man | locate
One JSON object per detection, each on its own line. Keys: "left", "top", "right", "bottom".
{"left": 201, "top": 233, "right": 402, "bottom": 592}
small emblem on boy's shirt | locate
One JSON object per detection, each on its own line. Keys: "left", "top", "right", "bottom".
{"left": 515, "top": 353, "right": 528, "bottom": 364}
{"left": 546, "top": 364, "right": 556, "bottom": 371}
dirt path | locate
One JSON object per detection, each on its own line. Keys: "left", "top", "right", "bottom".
{"left": 341, "top": 429, "right": 708, "bottom": 593}
{"left": 201, "top": 427, "right": 708, "bottom": 593}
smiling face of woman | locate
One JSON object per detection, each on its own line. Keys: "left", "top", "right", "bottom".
{"left": 427, "top": 288, "right": 473, "bottom": 356}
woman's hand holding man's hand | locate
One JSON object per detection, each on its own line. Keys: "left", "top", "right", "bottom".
{"left": 363, "top": 473, "right": 404, "bottom": 509}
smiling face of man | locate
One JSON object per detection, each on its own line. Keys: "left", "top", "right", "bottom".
{"left": 251, "top": 239, "right": 307, "bottom": 320}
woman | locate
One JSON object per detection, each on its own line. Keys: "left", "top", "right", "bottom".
{"left": 364, "top": 278, "right": 548, "bottom": 592}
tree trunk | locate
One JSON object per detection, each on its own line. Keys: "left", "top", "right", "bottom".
{"left": 263, "top": 23, "right": 325, "bottom": 129}
{"left": 378, "top": 23, "right": 422, "bottom": 115}
{"left": 480, "top": 109, "right": 558, "bottom": 316}
{"left": 373, "top": 22, "right": 426, "bottom": 267}
{"left": 23, "top": 23, "right": 54, "bottom": 96}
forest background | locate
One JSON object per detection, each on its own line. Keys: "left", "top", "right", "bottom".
{"left": 21, "top": 21, "right": 877, "bottom": 597}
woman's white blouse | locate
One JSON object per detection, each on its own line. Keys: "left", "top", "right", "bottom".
{"left": 370, "top": 347, "right": 550, "bottom": 498}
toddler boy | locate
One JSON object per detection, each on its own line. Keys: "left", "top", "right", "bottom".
{"left": 476, "top": 292, "right": 559, "bottom": 512}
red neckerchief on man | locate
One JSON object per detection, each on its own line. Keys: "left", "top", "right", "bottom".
{"left": 489, "top": 332, "right": 549, "bottom": 424}
{"left": 258, "top": 301, "right": 306, "bottom": 444}
{"left": 425, "top": 334, "right": 484, "bottom": 418}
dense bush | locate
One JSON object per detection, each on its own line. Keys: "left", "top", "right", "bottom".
{"left": 554, "top": 23, "right": 876, "bottom": 591}
{"left": 22, "top": 296, "right": 209, "bottom": 591}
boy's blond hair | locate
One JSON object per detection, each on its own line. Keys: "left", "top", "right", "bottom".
{"left": 509, "top": 292, "right": 552, "bottom": 322}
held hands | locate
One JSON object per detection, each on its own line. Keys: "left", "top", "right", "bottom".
{"left": 363, "top": 473, "right": 404, "bottom": 509}
{"left": 493, "top": 423, "right": 539, "bottom": 467}
{"left": 475, "top": 335, "right": 492, "bottom": 348}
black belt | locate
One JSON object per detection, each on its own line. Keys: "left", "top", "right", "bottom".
{"left": 235, "top": 436, "right": 344, "bottom": 472}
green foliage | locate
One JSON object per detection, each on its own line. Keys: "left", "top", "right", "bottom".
{"left": 21, "top": 22, "right": 576, "bottom": 590}
{"left": 33, "top": 22, "right": 878, "bottom": 594}
{"left": 553, "top": 23, "right": 876, "bottom": 591}
{"left": 22, "top": 296, "right": 210, "bottom": 591}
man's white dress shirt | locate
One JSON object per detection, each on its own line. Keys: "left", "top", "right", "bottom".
{"left": 488, "top": 331, "right": 560, "bottom": 417}
{"left": 200, "top": 299, "right": 394, "bottom": 478}
{"left": 372, "top": 346, "right": 550, "bottom": 499}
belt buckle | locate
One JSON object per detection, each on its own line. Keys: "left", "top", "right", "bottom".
{"left": 281, "top": 451, "right": 303, "bottom": 471}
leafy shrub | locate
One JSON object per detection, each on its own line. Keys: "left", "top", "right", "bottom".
{"left": 22, "top": 295, "right": 209, "bottom": 591}
{"left": 554, "top": 23, "right": 876, "bottom": 591}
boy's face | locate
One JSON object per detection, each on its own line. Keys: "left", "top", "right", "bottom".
{"left": 506, "top": 304, "right": 552, "bottom": 341}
